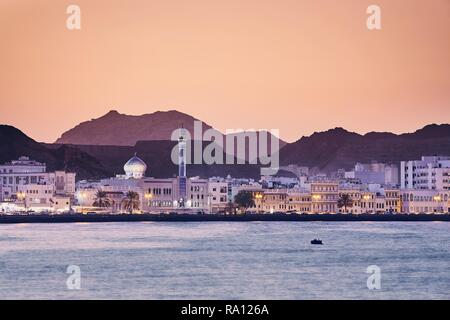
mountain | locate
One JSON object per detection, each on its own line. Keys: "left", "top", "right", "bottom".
{"left": 56, "top": 110, "right": 214, "bottom": 146}
{"left": 401, "top": 124, "right": 450, "bottom": 139}
{"left": 55, "top": 110, "right": 287, "bottom": 148}
{"left": 3, "top": 122, "right": 450, "bottom": 181}
{"left": 0, "top": 125, "right": 110, "bottom": 180}
{"left": 0, "top": 124, "right": 263, "bottom": 181}
{"left": 47, "top": 140, "right": 262, "bottom": 179}
{"left": 280, "top": 124, "right": 450, "bottom": 172}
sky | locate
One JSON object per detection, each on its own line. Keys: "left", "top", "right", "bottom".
{"left": 0, "top": 0, "right": 449, "bottom": 143}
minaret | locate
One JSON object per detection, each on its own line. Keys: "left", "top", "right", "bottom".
{"left": 178, "top": 125, "right": 187, "bottom": 207}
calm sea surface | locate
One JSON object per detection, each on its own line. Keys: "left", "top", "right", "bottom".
{"left": 0, "top": 221, "right": 449, "bottom": 299}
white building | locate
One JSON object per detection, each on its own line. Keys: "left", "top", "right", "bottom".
{"left": 345, "top": 162, "right": 399, "bottom": 186}
{"left": 76, "top": 152, "right": 211, "bottom": 214}
{"left": 400, "top": 189, "right": 449, "bottom": 214}
{"left": 0, "top": 156, "right": 75, "bottom": 212}
{"left": 208, "top": 178, "right": 229, "bottom": 213}
{"left": 400, "top": 156, "right": 450, "bottom": 190}
{"left": 0, "top": 156, "right": 47, "bottom": 201}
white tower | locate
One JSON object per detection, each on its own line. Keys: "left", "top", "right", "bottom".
{"left": 178, "top": 127, "right": 187, "bottom": 207}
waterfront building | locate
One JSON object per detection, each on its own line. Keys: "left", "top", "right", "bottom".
{"left": 385, "top": 188, "right": 401, "bottom": 213}
{"left": 16, "top": 183, "right": 54, "bottom": 210}
{"left": 0, "top": 156, "right": 47, "bottom": 201}
{"left": 76, "top": 150, "right": 210, "bottom": 214}
{"left": 208, "top": 178, "right": 229, "bottom": 213}
{"left": 338, "top": 188, "right": 362, "bottom": 214}
{"left": 187, "top": 177, "right": 209, "bottom": 211}
{"left": 359, "top": 192, "right": 376, "bottom": 214}
{"left": 310, "top": 181, "right": 339, "bottom": 214}
{"left": 0, "top": 156, "right": 75, "bottom": 212}
{"left": 400, "top": 189, "right": 450, "bottom": 214}
{"left": 400, "top": 156, "right": 450, "bottom": 190}
{"left": 141, "top": 178, "right": 179, "bottom": 212}
{"left": 255, "top": 188, "right": 311, "bottom": 214}
{"left": 286, "top": 191, "right": 311, "bottom": 213}
{"left": 261, "top": 189, "right": 288, "bottom": 213}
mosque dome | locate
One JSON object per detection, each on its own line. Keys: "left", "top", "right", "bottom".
{"left": 124, "top": 153, "right": 147, "bottom": 179}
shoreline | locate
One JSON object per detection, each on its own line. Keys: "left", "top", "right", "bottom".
{"left": 0, "top": 213, "right": 449, "bottom": 224}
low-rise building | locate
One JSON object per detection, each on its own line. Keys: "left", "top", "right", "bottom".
{"left": 310, "top": 182, "right": 339, "bottom": 214}
{"left": 338, "top": 188, "right": 362, "bottom": 214}
{"left": 208, "top": 178, "right": 229, "bottom": 213}
{"left": 400, "top": 190, "right": 450, "bottom": 214}
{"left": 0, "top": 156, "right": 75, "bottom": 213}
{"left": 286, "top": 191, "right": 311, "bottom": 213}
{"left": 385, "top": 189, "right": 401, "bottom": 213}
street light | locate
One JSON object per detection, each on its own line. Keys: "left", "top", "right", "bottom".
{"left": 16, "top": 192, "right": 26, "bottom": 211}
{"left": 433, "top": 195, "right": 442, "bottom": 214}
{"left": 144, "top": 193, "right": 153, "bottom": 208}
{"left": 78, "top": 192, "right": 87, "bottom": 214}
{"left": 253, "top": 193, "right": 263, "bottom": 213}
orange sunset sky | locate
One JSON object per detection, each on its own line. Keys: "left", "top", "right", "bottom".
{"left": 0, "top": 0, "right": 449, "bottom": 143}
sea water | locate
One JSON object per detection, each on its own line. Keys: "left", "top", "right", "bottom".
{"left": 0, "top": 221, "right": 448, "bottom": 299}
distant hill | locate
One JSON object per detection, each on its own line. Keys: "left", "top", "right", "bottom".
{"left": 3, "top": 122, "right": 450, "bottom": 181}
{"left": 47, "top": 140, "right": 262, "bottom": 179}
{"left": 0, "top": 125, "right": 110, "bottom": 180}
{"left": 55, "top": 110, "right": 287, "bottom": 150}
{"left": 280, "top": 124, "right": 450, "bottom": 172}
{"left": 55, "top": 110, "right": 213, "bottom": 146}
{"left": 0, "top": 125, "right": 263, "bottom": 181}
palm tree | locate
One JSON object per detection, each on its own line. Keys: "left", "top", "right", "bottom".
{"left": 121, "top": 191, "right": 140, "bottom": 214}
{"left": 93, "top": 190, "right": 111, "bottom": 208}
{"left": 234, "top": 191, "right": 255, "bottom": 213}
{"left": 338, "top": 193, "right": 353, "bottom": 214}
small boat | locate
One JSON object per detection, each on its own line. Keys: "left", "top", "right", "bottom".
{"left": 311, "top": 238, "right": 323, "bottom": 245}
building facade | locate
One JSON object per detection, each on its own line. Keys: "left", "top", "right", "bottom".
{"left": 310, "top": 182, "right": 339, "bottom": 214}
{"left": 400, "top": 190, "right": 450, "bottom": 214}
{"left": 0, "top": 156, "right": 75, "bottom": 213}
{"left": 400, "top": 156, "right": 450, "bottom": 190}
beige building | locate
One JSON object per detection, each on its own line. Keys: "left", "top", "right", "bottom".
{"left": 401, "top": 190, "right": 450, "bottom": 214}
{"left": 286, "top": 192, "right": 311, "bottom": 213}
{"left": 261, "top": 190, "right": 288, "bottom": 213}
{"left": 247, "top": 189, "right": 311, "bottom": 214}
{"left": 208, "top": 179, "right": 229, "bottom": 213}
{"left": 338, "top": 188, "right": 362, "bottom": 214}
{"left": 311, "top": 182, "right": 339, "bottom": 214}
{"left": 385, "top": 189, "right": 401, "bottom": 213}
